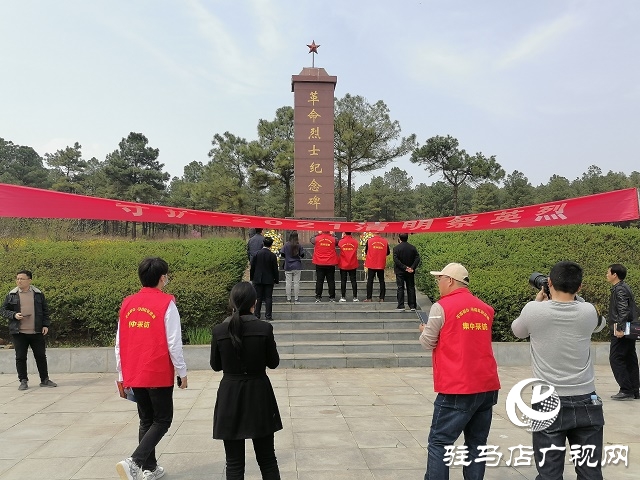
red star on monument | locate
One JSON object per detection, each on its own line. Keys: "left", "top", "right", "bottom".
{"left": 307, "top": 40, "right": 320, "bottom": 54}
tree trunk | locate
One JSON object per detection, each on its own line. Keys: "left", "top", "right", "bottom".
{"left": 347, "top": 166, "right": 353, "bottom": 221}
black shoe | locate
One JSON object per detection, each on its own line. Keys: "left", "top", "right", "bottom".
{"left": 635, "top": 391, "right": 640, "bottom": 399}
{"left": 40, "top": 378, "right": 57, "bottom": 387}
{"left": 18, "top": 379, "right": 28, "bottom": 391}
{"left": 265, "top": 316, "right": 273, "bottom": 321}
{"left": 611, "top": 392, "right": 634, "bottom": 400}
{"left": 396, "top": 306, "right": 405, "bottom": 310}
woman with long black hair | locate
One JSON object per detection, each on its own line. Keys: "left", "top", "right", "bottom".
{"left": 210, "top": 282, "right": 282, "bottom": 479}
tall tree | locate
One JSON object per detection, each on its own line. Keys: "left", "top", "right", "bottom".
{"left": 334, "top": 94, "right": 416, "bottom": 220}
{"left": 45, "top": 142, "right": 87, "bottom": 193}
{"left": 472, "top": 182, "right": 502, "bottom": 213}
{"left": 381, "top": 167, "right": 414, "bottom": 220}
{"left": 195, "top": 132, "right": 250, "bottom": 214}
{"left": 535, "top": 174, "right": 575, "bottom": 202}
{"left": 0, "top": 138, "right": 51, "bottom": 188}
{"left": 168, "top": 161, "right": 205, "bottom": 209}
{"left": 410, "top": 135, "right": 504, "bottom": 215}
{"left": 502, "top": 170, "right": 535, "bottom": 208}
{"left": 246, "top": 106, "right": 294, "bottom": 217}
{"left": 103, "top": 132, "right": 169, "bottom": 203}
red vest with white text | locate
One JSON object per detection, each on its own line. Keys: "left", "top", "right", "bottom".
{"left": 119, "top": 287, "right": 175, "bottom": 387}
{"left": 432, "top": 288, "right": 500, "bottom": 394}
{"left": 364, "top": 236, "right": 388, "bottom": 270}
{"left": 338, "top": 235, "right": 359, "bottom": 270}
{"left": 312, "top": 234, "right": 338, "bottom": 266}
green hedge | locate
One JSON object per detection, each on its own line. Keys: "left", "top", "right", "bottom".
{"left": 0, "top": 238, "right": 246, "bottom": 346}
{"left": 410, "top": 225, "right": 640, "bottom": 342}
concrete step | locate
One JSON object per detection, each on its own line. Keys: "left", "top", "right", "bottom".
{"left": 278, "top": 352, "right": 432, "bottom": 368}
{"left": 271, "top": 318, "right": 420, "bottom": 330}
{"left": 274, "top": 328, "right": 418, "bottom": 342}
{"left": 268, "top": 310, "right": 419, "bottom": 320}
{"left": 277, "top": 340, "right": 423, "bottom": 354}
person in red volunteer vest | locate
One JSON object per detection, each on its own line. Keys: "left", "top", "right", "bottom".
{"left": 338, "top": 232, "right": 359, "bottom": 302}
{"left": 419, "top": 263, "right": 500, "bottom": 480}
{"left": 311, "top": 231, "right": 338, "bottom": 302}
{"left": 363, "top": 233, "right": 390, "bottom": 302}
{"left": 115, "top": 257, "right": 188, "bottom": 480}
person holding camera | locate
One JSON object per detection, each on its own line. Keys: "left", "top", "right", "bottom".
{"left": 606, "top": 263, "right": 639, "bottom": 401}
{"left": 512, "top": 261, "right": 603, "bottom": 480}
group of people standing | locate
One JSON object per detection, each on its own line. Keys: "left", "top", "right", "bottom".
{"left": 279, "top": 230, "right": 421, "bottom": 309}
{"left": 246, "top": 228, "right": 422, "bottom": 315}
{"left": 419, "top": 260, "right": 639, "bottom": 480}
{"left": 5, "top": 238, "right": 638, "bottom": 480}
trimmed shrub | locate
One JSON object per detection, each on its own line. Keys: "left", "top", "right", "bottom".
{"left": 0, "top": 238, "right": 246, "bottom": 346}
{"left": 411, "top": 225, "right": 640, "bottom": 341}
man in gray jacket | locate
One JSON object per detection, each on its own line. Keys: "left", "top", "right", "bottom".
{"left": 1, "top": 270, "right": 57, "bottom": 390}
{"left": 512, "top": 261, "right": 603, "bottom": 479}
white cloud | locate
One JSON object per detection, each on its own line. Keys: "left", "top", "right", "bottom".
{"left": 497, "top": 13, "right": 582, "bottom": 69}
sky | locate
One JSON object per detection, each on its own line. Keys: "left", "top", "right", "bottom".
{"left": 2, "top": 0, "right": 639, "bottom": 189}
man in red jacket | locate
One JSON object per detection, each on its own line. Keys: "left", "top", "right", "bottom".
{"left": 363, "top": 233, "right": 390, "bottom": 302}
{"left": 311, "top": 231, "right": 338, "bottom": 302}
{"left": 419, "top": 263, "right": 500, "bottom": 480}
{"left": 115, "top": 257, "right": 188, "bottom": 480}
{"left": 338, "top": 232, "right": 359, "bottom": 302}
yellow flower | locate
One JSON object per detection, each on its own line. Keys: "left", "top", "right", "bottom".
{"left": 263, "top": 229, "right": 283, "bottom": 254}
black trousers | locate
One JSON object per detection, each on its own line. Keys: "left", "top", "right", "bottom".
{"left": 315, "top": 265, "right": 336, "bottom": 299}
{"left": 131, "top": 386, "right": 174, "bottom": 471}
{"left": 223, "top": 434, "right": 280, "bottom": 479}
{"left": 609, "top": 335, "right": 640, "bottom": 394}
{"left": 340, "top": 268, "right": 358, "bottom": 298}
{"left": 12, "top": 333, "right": 49, "bottom": 382}
{"left": 396, "top": 272, "right": 416, "bottom": 309}
{"left": 366, "top": 269, "right": 385, "bottom": 300}
{"left": 253, "top": 283, "right": 274, "bottom": 319}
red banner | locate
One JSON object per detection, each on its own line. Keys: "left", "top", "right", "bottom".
{"left": 0, "top": 183, "right": 638, "bottom": 233}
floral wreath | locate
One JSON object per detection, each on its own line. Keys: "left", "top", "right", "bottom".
{"left": 263, "top": 229, "right": 283, "bottom": 254}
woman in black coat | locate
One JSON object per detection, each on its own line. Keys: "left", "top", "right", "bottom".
{"left": 211, "top": 282, "right": 282, "bottom": 480}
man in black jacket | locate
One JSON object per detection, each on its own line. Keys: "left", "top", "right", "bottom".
{"left": 607, "top": 263, "right": 640, "bottom": 400}
{"left": 250, "top": 237, "right": 279, "bottom": 320}
{"left": 247, "top": 228, "right": 265, "bottom": 263}
{"left": 1, "top": 270, "right": 57, "bottom": 390}
{"left": 393, "top": 233, "right": 421, "bottom": 311}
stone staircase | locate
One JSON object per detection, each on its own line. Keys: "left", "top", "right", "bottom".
{"left": 270, "top": 254, "right": 433, "bottom": 368}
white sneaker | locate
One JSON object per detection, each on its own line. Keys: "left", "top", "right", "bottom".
{"left": 339, "top": 297, "right": 347, "bottom": 302}
{"left": 144, "top": 465, "right": 165, "bottom": 480}
{"left": 294, "top": 299, "right": 301, "bottom": 305}
{"left": 315, "top": 299, "right": 321, "bottom": 303}
{"left": 116, "top": 458, "right": 144, "bottom": 480}
{"left": 352, "top": 298, "right": 359, "bottom": 302}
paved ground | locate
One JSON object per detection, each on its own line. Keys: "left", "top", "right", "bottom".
{"left": 0, "top": 365, "right": 638, "bottom": 479}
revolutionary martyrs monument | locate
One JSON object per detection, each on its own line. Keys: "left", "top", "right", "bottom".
{"left": 291, "top": 40, "right": 337, "bottom": 218}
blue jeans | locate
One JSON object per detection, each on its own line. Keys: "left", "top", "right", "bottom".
{"left": 425, "top": 390, "right": 499, "bottom": 480}
{"left": 532, "top": 393, "right": 604, "bottom": 480}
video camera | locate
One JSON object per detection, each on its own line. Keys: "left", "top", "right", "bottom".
{"left": 529, "top": 272, "right": 551, "bottom": 299}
